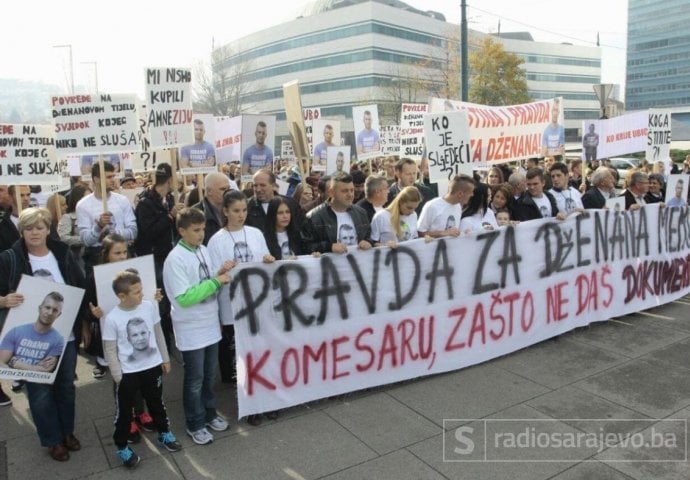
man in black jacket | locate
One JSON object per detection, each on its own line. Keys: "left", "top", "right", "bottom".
{"left": 356, "top": 175, "right": 388, "bottom": 223}
{"left": 512, "top": 168, "right": 564, "bottom": 222}
{"left": 386, "top": 158, "right": 433, "bottom": 214}
{"left": 582, "top": 167, "right": 617, "bottom": 209}
{"left": 0, "top": 186, "right": 30, "bottom": 253}
{"left": 302, "top": 173, "right": 373, "bottom": 254}
{"left": 246, "top": 169, "right": 303, "bottom": 233}
{"left": 193, "top": 172, "right": 231, "bottom": 245}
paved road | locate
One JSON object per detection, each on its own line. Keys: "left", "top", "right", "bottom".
{"left": 1, "top": 297, "right": 689, "bottom": 480}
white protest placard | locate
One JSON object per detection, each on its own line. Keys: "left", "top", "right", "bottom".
{"left": 326, "top": 145, "right": 351, "bottom": 175}
{"left": 303, "top": 107, "right": 321, "bottom": 153}
{"left": 400, "top": 103, "right": 428, "bottom": 160}
{"left": 380, "top": 125, "right": 401, "bottom": 156}
{"left": 215, "top": 115, "right": 242, "bottom": 165}
{"left": 580, "top": 112, "right": 648, "bottom": 160}
{"left": 178, "top": 114, "right": 217, "bottom": 175}
{"left": 0, "top": 276, "right": 84, "bottom": 384}
{"left": 353, "top": 105, "right": 381, "bottom": 160}
{"left": 605, "top": 196, "right": 625, "bottom": 212}
{"left": 230, "top": 205, "right": 690, "bottom": 416}
{"left": 52, "top": 94, "right": 140, "bottom": 155}
{"left": 0, "top": 124, "right": 60, "bottom": 185}
{"left": 144, "top": 68, "right": 193, "bottom": 148}
{"left": 430, "top": 97, "right": 556, "bottom": 164}
{"left": 93, "top": 256, "right": 157, "bottom": 317}
{"left": 424, "top": 111, "right": 472, "bottom": 182}
{"left": 311, "top": 119, "right": 340, "bottom": 172}
{"left": 240, "top": 114, "right": 276, "bottom": 182}
{"left": 281, "top": 140, "right": 294, "bottom": 159}
{"left": 647, "top": 109, "right": 672, "bottom": 162}
{"left": 129, "top": 104, "right": 171, "bottom": 172}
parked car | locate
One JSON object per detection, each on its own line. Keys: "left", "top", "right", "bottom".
{"left": 609, "top": 157, "right": 640, "bottom": 187}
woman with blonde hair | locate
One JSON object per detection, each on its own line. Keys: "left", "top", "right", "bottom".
{"left": 371, "top": 186, "right": 422, "bottom": 246}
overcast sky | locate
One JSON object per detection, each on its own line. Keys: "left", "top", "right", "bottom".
{"left": 3, "top": 0, "right": 627, "bottom": 97}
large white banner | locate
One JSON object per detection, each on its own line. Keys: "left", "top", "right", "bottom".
{"left": 580, "top": 111, "right": 648, "bottom": 160}
{"left": 0, "top": 276, "right": 84, "bottom": 384}
{"left": 430, "top": 97, "right": 556, "bottom": 164}
{"left": 0, "top": 124, "right": 60, "bottom": 185}
{"left": 52, "top": 94, "right": 140, "bottom": 155}
{"left": 230, "top": 205, "right": 690, "bottom": 417}
{"left": 400, "top": 103, "right": 428, "bottom": 160}
{"left": 144, "top": 68, "right": 193, "bottom": 148}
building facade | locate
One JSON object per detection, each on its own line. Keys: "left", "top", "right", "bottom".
{"left": 626, "top": 0, "right": 690, "bottom": 110}
{"left": 216, "top": 0, "right": 601, "bottom": 148}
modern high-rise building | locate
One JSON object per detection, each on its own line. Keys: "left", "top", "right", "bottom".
{"left": 626, "top": 0, "right": 690, "bottom": 110}
{"left": 215, "top": 0, "right": 601, "bottom": 146}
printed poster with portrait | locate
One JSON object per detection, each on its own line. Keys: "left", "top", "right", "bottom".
{"left": 326, "top": 145, "right": 351, "bottom": 175}
{"left": 352, "top": 105, "right": 381, "bottom": 160}
{"left": 311, "top": 119, "right": 341, "bottom": 172}
{"left": 79, "top": 153, "right": 126, "bottom": 181}
{"left": 240, "top": 114, "right": 276, "bottom": 182}
{"left": 178, "top": 114, "right": 217, "bottom": 175}
{"left": 93, "top": 255, "right": 158, "bottom": 316}
{"left": 665, "top": 174, "right": 689, "bottom": 208}
{"left": 0, "top": 275, "right": 84, "bottom": 384}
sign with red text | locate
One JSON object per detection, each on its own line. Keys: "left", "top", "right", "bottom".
{"left": 51, "top": 94, "right": 140, "bottom": 155}
{"left": 400, "top": 103, "right": 428, "bottom": 160}
{"left": 215, "top": 115, "right": 242, "bottom": 165}
{"left": 580, "top": 112, "right": 648, "bottom": 160}
{"left": 0, "top": 124, "right": 60, "bottom": 184}
{"left": 230, "top": 205, "right": 690, "bottom": 417}
{"left": 424, "top": 112, "right": 472, "bottom": 182}
{"left": 430, "top": 98, "right": 555, "bottom": 164}
{"left": 144, "top": 68, "right": 193, "bottom": 148}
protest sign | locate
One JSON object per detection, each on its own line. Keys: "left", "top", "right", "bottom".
{"left": 177, "top": 114, "right": 217, "bottom": 175}
{"left": 229, "top": 205, "right": 690, "bottom": 416}
{"left": 129, "top": 104, "right": 172, "bottom": 172}
{"left": 665, "top": 174, "right": 689, "bottom": 208}
{"left": 424, "top": 112, "right": 473, "bottom": 182}
{"left": 326, "top": 146, "right": 351, "bottom": 175}
{"left": 215, "top": 115, "right": 242, "bottom": 165}
{"left": 283, "top": 81, "right": 310, "bottom": 179}
{"left": 144, "top": 68, "right": 193, "bottom": 148}
{"left": 311, "top": 119, "right": 341, "bottom": 172}
{"left": 79, "top": 153, "right": 127, "bottom": 181}
{"left": 281, "top": 140, "right": 294, "bottom": 159}
{"left": 353, "top": 105, "right": 381, "bottom": 160}
{"left": 580, "top": 112, "right": 648, "bottom": 160}
{"left": 240, "top": 114, "right": 276, "bottom": 182}
{"left": 400, "top": 103, "right": 428, "bottom": 160}
{"left": 430, "top": 97, "right": 556, "bottom": 164}
{"left": 380, "top": 125, "right": 401, "bottom": 156}
{"left": 303, "top": 107, "right": 321, "bottom": 154}
{"left": 647, "top": 109, "right": 672, "bottom": 163}
{"left": 52, "top": 94, "right": 140, "bottom": 155}
{"left": 0, "top": 124, "right": 60, "bottom": 185}
{"left": 93, "top": 255, "right": 157, "bottom": 317}
{"left": 0, "top": 276, "right": 84, "bottom": 384}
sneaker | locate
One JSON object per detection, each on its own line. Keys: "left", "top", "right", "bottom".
{"left": 116, "top": 446, "right": 141, "bottom": 469}
{"left": 127, "top": 421, "right": 141, "bottom": 444}
{"left": 158, "top": 431, "right": 182, "bottom": 452}
{"left": 135, "top": 412, "right": 155, "bottom": 432}
{"left": 0, "top": 387, "right": 11, "bottom": 406}
{"left": 11, "top": 380, "right": 24, "bottom": 393}
{"left": 186, "top": 427, "right": 213, "bottom": 445}
{"left": 206, "top": 415, "right": 229, "bottom": 432}
{"left": 92, "top": 365, "right": 107, "bottom": 379}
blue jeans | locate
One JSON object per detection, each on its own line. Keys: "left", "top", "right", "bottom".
{"left": 26, "top": 341, "right": 77, "bottom": 447}
{"left": 181, "top": 342, "right": 219, "bottom": 431}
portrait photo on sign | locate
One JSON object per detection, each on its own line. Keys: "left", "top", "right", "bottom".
{"left": 240, "top": 114, "right": 276, "bottom": 181}
{"left": 311, "top": 119, "right": 341, "bottom": 172}
{"left": 352, "top": 104, "right": 381, "bottom": 159}
{"left": 326, "top": 145, "right": 351, "bottom": 175}
{"left": 0, "top": 275, "right": 84, "bottom": 384}
{"left": 93, "top": 255, "right": 158, "bottom": 316}
{"left": 79, "top": 154, "right": 124, "bottom": 180}
{"left": 665, "top": 174, "right": 689, "bottom": 208}
{"left": 178, "top": 114, "right": 217, "bottom": 175}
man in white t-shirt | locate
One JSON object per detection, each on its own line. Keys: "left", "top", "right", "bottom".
{"left": 548, "top": 162, "right": 584, "bottom": 215}
{"left": 513, "top": 168, "right": 565, "bottom": 222}
{"left": 76, "top": 161, "right": 137, "bottom": 272}
{"left": 417, "top": 174, "right": 475, "bottom": 238}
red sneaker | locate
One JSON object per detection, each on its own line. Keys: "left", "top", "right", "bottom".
{"left": 135, "top": 412, "right": 155, "bottom": 432}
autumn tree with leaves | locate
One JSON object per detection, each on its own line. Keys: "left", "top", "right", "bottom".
{"left": 469, "top": 37, "right": 531, "bottom": 105}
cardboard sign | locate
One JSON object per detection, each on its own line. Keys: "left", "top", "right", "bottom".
{"left": 144, "top": 68, "right": 193, "bottom": 148}
{"left": 0, "top": 124, "right": 60, "bottom": 185}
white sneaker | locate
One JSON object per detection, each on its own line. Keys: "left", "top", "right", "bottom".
{"left": 206, "top": 415, "right": 229, "bottom": 432}
{"left": 186, "top": 427, "right": 214, "bottom": 445}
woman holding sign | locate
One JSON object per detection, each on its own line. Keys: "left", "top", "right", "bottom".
{"left": 0, "top": 208, "right": 88, "bottom": 462}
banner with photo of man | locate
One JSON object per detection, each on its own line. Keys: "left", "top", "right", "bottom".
{"left": 178, "top": 114, "right": 217, "bottom": 175}
{"left": 0, "top": 276, "right": 84, "bottom": 384}
{"left": 240, "top": 114, "right": 276, "bottom": 182}
{"left": 352, "top": 105, "right": 381, "bottom": 160}
{"left": 580, "top": 111, "right": 648, "bottom": 160}
{"left": 311, "top": 119, "right": 341, "bottom": 172}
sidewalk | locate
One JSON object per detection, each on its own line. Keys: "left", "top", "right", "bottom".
{"left": 1, "top": 297, "right": 689, "bottom": 480}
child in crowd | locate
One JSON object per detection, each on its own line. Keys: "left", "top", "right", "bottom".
{"left": 84, "top": 234, "right": 155, "bottom": 443}
{"left": 163, "top": 208, "right": 233, "bottom": 445}
{"left": 495, "top": 208, "right": 512, "bottom": 227}
{"left": 371, "top": 186, "right": 422, "bottom": 246}
{"left": 102, "top": 270, "right": 181, "bottom": 469}
{"left": 207, "top": 190, "right": 275, "bottom": 426}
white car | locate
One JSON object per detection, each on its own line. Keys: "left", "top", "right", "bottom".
{"left": 609, "top": 158, "right": 640, "bottom": 187}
